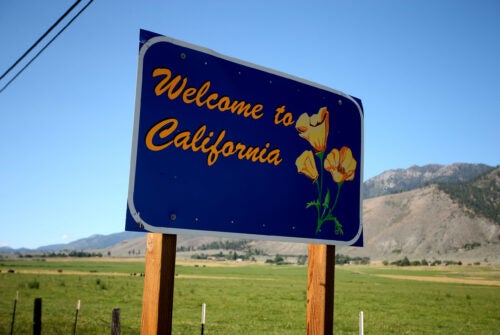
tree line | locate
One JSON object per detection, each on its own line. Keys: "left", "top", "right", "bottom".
{"left": 19, "top": 251, "right": 104, "bottom": 258}
{"left": 437, "top": 168, "right": 499, "bottom": 224}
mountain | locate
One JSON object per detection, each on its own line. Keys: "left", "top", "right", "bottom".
{"left": 0, "top": 246, "right": 31, "bottom": 253}
{"left": 363, "top": 163, "right": 494, "bottom": 199}
{"left": 106, "top": 166, "right": 500, "bottom": 263}
{"left": 36, "top": 232, "right": 144, "bottom": 251}
{"left": 5, "top": 163, "right": 499, "bottom": 264}
{"left": 341, "top": 182, "right": 499, "bottom": 264}
{"left": 347, "top": 166, "right": 500, "bottom": 263}
{"left": 437, "top": 167, "right": 500, "bottom": 224}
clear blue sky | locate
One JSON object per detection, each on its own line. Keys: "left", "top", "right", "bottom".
{"left": 1, "top": 1, "right": 498, "bottom": 249}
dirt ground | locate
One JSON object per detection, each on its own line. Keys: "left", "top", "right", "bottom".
{"left": 376, "top": 274, "right": 500, "bottom": 286}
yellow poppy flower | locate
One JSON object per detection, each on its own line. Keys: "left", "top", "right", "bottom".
{"left": 324, "top": 146, "right": 357, "bottom": 183}
{"left": 296, "top": 150, "right": 319, "bottom": 182}
{"left": 295, "top": 107, "right": 329, "bottom": 153}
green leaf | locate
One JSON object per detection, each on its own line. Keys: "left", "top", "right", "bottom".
{"left": 320, "top": 215, "right": 344, "bottom": 235}
{"left": 333, "top": 217, "right": 343, "bottom": 236}
{"left": 323, "top": 189, "right": 331, "bottom": 209}
{"left": 315, "top": 151, "right": 325, "bottom": 160}
{"left": 306, "top": 200, "right": 320, "bottom": 209}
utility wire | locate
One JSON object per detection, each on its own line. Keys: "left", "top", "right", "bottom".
{"left": 0, "top": 0, "right": 94, "bottom": 94}
{"left": 0, "top": 0, "right": 82, "bottom": 81}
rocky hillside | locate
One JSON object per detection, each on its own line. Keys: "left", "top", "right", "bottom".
{"left": 36, "top": 232, "right": 144, "bottom": 251}
{"left": 9, "top": 163, "right": 498, "bottom": 265}
{"left": 341, "top": 182, "right": 499, "bottom": 264}
{"left": 363, "top": 163, "right": 493, "bottom": 199}
{"left": 438, "top": 167, "right": 500, "bottom": 224}
{"left": 107, "top": 180, "right": 499, "bottom": 264}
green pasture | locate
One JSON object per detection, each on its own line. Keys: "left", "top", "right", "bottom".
{"left": 0, "top": 258, "right": 499, "bottom": 334}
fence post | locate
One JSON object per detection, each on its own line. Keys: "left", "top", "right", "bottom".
{"left": 201, "top": 303, "right": 206, "bottom": 335}
{"left": 33, "top": 298, "right": 42, "bottom": 335}
{"left": 73, "top": 300, "right": 81, "bottom": 335}
{"left": 111, "top": 308, "right": 120, "bottom": 335}
{"left": 359, "top": 311, "right": 364, "bottom": 335}
{"left": 10, "top": 291, "right": 18, "bottom": 335}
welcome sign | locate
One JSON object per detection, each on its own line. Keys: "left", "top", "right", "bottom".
{"left": 126, "top": 29, "right": 363, "bottom": 246}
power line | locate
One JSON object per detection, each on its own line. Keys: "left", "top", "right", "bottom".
{"left": 0, "top": 0, "right": 82, "bottom": 81}
{"left": 0, "top": 0, "right": 94, "bottom": 94}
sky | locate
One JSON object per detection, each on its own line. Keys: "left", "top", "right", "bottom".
{"left": 0, "top": 0, "right": 499, "bottom": 249}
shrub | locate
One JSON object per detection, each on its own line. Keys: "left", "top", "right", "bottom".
{"left": 297, "top": 255, "right": 307, "bottom": 265}
{"left": 390, "top": 257, "right": 411, "bottom": 266}
{"left": 28, "top": 279, "right": 40, "bottom": 289}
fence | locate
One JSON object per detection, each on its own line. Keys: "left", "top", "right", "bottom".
{"left": 10, "top": 296, "right": 121, "bottom": 335}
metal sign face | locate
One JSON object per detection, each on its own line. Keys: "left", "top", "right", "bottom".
{"left": 126, "top": 29, "right": 363, "bottom": 246}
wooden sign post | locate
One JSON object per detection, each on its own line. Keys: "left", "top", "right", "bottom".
{"left": 140, "top": 235, "right": 335, "bottom": 334}
{"left": 307, "top": 244, "right": 335, "bottom": 335}
{"left": 141, "top": 233, "right": 177, "bottom": 335}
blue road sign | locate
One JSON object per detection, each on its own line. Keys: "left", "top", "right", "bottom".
{"left": 126, "top": 29, "right": 363, "bottom": 246}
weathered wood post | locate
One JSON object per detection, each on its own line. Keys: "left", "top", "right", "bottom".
{"left": 33, "top": 298, "right": 42, "bottom": 335}
{"left": 73, "top": 300, "right": 80, "bottom": 335}
{"left": 10, "top": 291, "right": 18, "bottom": 335}
{"left": 306, "top": 244, "right": 335, "bottom": 335}
{"left": 140, "top": 233, "right": 177, "bottom": 335}
{"left": 111, "top": 308, "right": 120, "bottom": 335}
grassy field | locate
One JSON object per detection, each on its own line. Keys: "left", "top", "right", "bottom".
{"left": 0, "top": 258, "right": 499, "bottom": 334}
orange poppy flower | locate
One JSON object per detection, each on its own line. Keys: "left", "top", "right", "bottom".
{"left": 324, "top": 147, "right": 357, "bottom": 183}
{"left": 295, "top": 150, "right": 319, "bottom": 182}
{"left": 295, "top": 107, "right": 329, "bottom": 153}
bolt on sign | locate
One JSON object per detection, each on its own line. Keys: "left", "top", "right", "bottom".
{"left": 126, "top": 29, "right": 364, "bottom": 246}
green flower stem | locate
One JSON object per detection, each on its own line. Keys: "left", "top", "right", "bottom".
{"left": 316, "top": 219, "right": 323, "bottom": 234}
{"left": 316, "top": 151, "right": 325, "bottom": 201}
{"left": 315, "top": 151, "right": 325, "bottom": 232}
{"left": 310, "top": 151, "right": 345, "bottom": 235}
{"left": 332, "top": 182, "right": 343, "bottom": 211}
{"left": 314, "top": 179, "right": 321, "bottom": 221}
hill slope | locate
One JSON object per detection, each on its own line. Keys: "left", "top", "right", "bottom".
{"left": 11, "top": 163, "right": 498, "bottom": 265}
{"left": 438, "top": 167, "right": 500, "bottom": 224}
{"left": 37, "top": 232, "right": 144, "bottom": 251}
{"left": 363, "top": 163, "right": 493, "bottom": 198}
{"left": 341, "top": 183, "right": 499, "bottom": 263}
{"left": 105, "top": 183, "right": 499, "bottom": 264}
